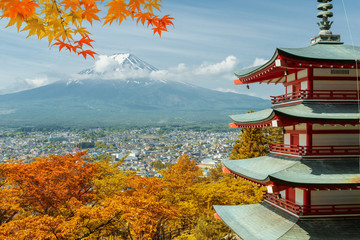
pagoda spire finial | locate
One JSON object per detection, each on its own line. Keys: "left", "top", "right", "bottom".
{"left": 311, "top": 0, "right": 341, "bottom": 45}
{"left": 317, "top": 0, "right": 333, "bottom": 34}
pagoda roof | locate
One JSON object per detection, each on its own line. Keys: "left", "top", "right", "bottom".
{"left": 230, "top": 103, "right": 360, "bottom": 128}
{"left": 234, "top": 43, "right": 360, "bottom": 84}
{"left": 278, "top": 43, "right": 360, "bottom": 63}
{"left": 222, "top": 155, "right": 360, "bottom": 186}
{"left": 214, "top": 203, "right": 360, "bottom": 240}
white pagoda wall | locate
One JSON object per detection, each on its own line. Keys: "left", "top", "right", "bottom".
{"left": 312, "top": 124, "right": 359, "bottom": 130}
{"left": 283, "top": 124, "right": 308, "bottom": 146}
{"left": 313, "top": 68, "right": 357, "bottom": 77}
{"left": 297, "top": 69, "right": 308, "bottom": 79}
{"left": 280, "top": 190, "right": 286, "bottom": 199}
{"left": 287, "top": 73, "right": 296, "bottom": 82}
{"left": 313, "top": 134, "right": 359, "bottom": 146}
{"left": 311, "top": 190, "right": 360, "bottom": 205}
{"left": 295, "top": 123, "right": 306, "bottom": 130}
{"left": 284, "top": 134, "right": 290, "bottom": 145}
{"left": 299, "top": 134, "right": 307, "bottom": 146}
{"left": 285, "top": 70, "right": 308, "bottom": 93}
{"left": 312, "top": 68, "right": 357, "bottom": 91}
{"left": 313, "top": 80, "right": 357, "bottom": 90}
{"left": 286, "top": 85, "right": 292, "bottom": 94}
{"left": 301, "top": 81, "right": 308, "bottom": 90}
{"left": 282, "top": 134, "right": 307, "bottom": 145}
{"left": 295, "top": 188, "right": 304, "bottom": 205}
{"left": 283, "top": 124, "right": 359, "bottom": 146}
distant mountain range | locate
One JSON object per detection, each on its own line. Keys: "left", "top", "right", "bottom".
{"left": 0, "top": 54, "right": 270, "bottom": 127}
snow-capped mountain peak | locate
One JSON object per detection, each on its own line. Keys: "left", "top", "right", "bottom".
{"left": 111, "top": 53, "right": 158, "bottom": 71}
{"left": 79, "top": 53, "right": 158, "bottom": 75}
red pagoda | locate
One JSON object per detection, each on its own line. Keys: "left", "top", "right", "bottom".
{"left": 214, "top": 1, "right": 360, "bottom": 239}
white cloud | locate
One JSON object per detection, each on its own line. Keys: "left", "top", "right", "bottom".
{"left": 194, "top": 56, "right": 237, "bottom": 75}
{"left": 245, "top": 57, "right": 268, "bottom": 69}
{"left": 25, "top": 76, "right": 50, "bottom": 88}
{"left": 149, "top": 56, "right": 238, "bottom": 83}
{"left": 1, "top": 56, "right": 240, "bottom": 95}
{"left": 170, "top": 63, "right": 187, "bottom": 72}
{"left": 149, "top": 70, "right": 169, "bottom": 80}
{"left": 87, "top": 54, "right": 153, "bottom": 80}
{"left": 94, "top": 55, "right": 116, "bottom": 73}
{"left": 215, "top": 88, "right": 258, "bottom": 97}
{"left": 0, "top": 72, "right": 66, "bottom": 94}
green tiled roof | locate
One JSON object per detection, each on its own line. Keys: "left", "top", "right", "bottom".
{"left": 278, "top": 43, "right": 360, "bottom": 62}
{"left": 214, "top": 203, "right": 360, "bottom": 240}
{"left": 230, "top": 108, "right": 274, "bottom": 125}
{"left": 223, "top": 156, "right": 360, "bottom": 186}
{"left": 230, "top": 103, "right": 360, "bottom": 125}
{"left": 223, "top": 156, "right": 296, "bottom": 182}
{"left": 235, "top": 43, "right": 360, "bottom": 78}
{"left": 214, "top": 203, "right": 298, "bottom": 240}
{"left": 276, "top": 103, "right": 360, "bottom": 120}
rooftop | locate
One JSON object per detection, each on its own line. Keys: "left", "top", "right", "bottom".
{"left": 235, "top": 43, "right": 360, "bottom": 80}
{"left": 214, "top": 203, "right": 360, "bottom": 240}
{"left": 230, "top": 103, "right": 360, "bottom": 128}
{"left": 222, "top": 155, "right": 360, "bottom": 186}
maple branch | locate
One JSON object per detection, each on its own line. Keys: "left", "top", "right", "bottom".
{"left": 52, "top": 0, "right": 71, "bottom": 44}
{"left": 75, "top": 210, "right": 124, "bottom": 240}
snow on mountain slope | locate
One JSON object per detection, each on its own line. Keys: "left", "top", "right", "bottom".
{"left": 79, "top": 53, "right": 158, "bottom": 75}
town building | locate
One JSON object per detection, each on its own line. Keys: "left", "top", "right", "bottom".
{"left": 214, "top": 1, "right": 360, "bottom": 239}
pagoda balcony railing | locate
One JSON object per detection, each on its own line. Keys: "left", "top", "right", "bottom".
{"left": 271, "top": 90, "right": 359, "bottom": 104}
{"left": 265, "top": 193, "right": 302, "bottom": 215}
{"left": 269, "top": 143, "right": 360, "bottom": 156}
{"left": 302, "top": 204, "right": 360, "bottom": 216}
{"left": 266, "top": 193, "right": 360, "bottom": 216}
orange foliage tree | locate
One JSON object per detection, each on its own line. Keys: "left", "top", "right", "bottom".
{"left": 0, "top": 152, "right": 102, "bottom": 239}
{"left": 0, "top": 0, "right": 174, "bottom": 59}
{"left": 117, "top": 176, "right": 178, "bottom": 239}
{"left": 169, "top": 158, "right": 265, "bottom": 240}
{"left": 0, "top": 152, "right": 178, "bottom": 239}
{"left": 160, "top": 155, "right": 204, "bottom": 231}
{"left": 0, "top": 152, "right": 264, "bottom": 239}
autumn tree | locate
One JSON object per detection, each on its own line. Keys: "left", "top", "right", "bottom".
{"left": 1, "top": 152, "right": 98, "bottom": 215}
{"left": 193, "top": 175, "right": 264, "bottom": 213}
{"left": 208, "top": 162, "right": 226, "bottom": 182}
{"left": 0, "top": 0, "right": 174, "bottom": 58}
{"left": 0, "top": 151, "right": 265, "bottom": 240}
{"left": 161, "top": 155, "right": 264, "bottom": 240}
{"left": 264, "top": 126, "right": 283, "bottom": 144}
{"left": 0, "top": 151, "right": 179, "bottom": 239}
{"left": 229, "top": 126, "right": 284, "bottom": 160}
{"left": 161, "top": 155, "right": 203, "bottom": 219}
{"left": 186, "top": 214, "right": 235, "bottom": 240}
{"left": 0, "top": 152, "right": 104, "bottom": 239}
{"left": 155, "top": 155, "right": 203, "bottom": 235}
{"left": 229, "top": 127, "right": 268, "bottom": 160}
{"left": 119, "top": 176, "right": 179, "bottom": 239}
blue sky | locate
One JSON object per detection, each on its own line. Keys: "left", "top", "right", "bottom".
{"left": 1, "top": 0, "right": 360, "bottom": 98}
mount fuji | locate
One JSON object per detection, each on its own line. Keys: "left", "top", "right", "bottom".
{"left": 0, "top": 53, "right": 270, "bottom": 127}
{"left": 79, "top": 53, "right": 158, "bottom": 75}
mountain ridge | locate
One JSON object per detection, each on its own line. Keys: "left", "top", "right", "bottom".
{"left": 0, "top": 54, "right": 270, "bottom": 127}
